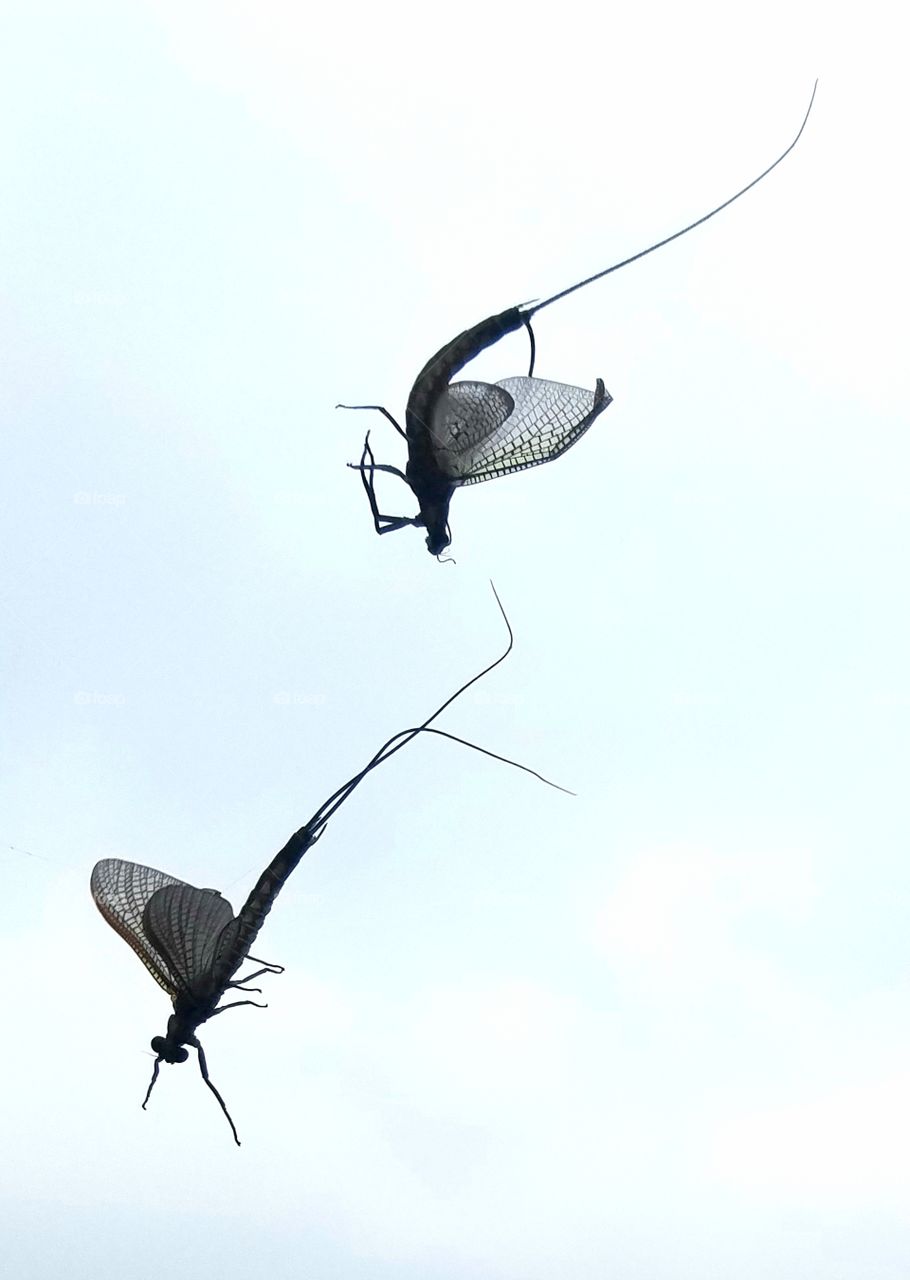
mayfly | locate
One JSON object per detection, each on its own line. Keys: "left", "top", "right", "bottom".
{"left": 341, "top": 83, "right": 817, "bottom": 556}
{"left": 91, "top": 590, "right": 566, "bottom": 1145}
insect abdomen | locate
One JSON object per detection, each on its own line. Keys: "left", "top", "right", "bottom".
{"left": 406, "top": 307, "right": 525, "bottom": 440}
{"left": 215, "top": 832, "right": 312, "bottom": 981}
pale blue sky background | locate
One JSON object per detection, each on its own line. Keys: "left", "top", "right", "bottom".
{"left": 2, "top": 2, "right": 909, "bottom": 1277}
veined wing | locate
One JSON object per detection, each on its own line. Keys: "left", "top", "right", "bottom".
{"left": 142, "top": 882, "right": 236, "bottom": 999}
{"left": 426, "top": 380, "right": 514, "bottom": 471}
{"left": 431, "top": 376, "right": 611, "bottom": 485}
{"left": 90, "top": 859, "right": 186, "bottom": 998}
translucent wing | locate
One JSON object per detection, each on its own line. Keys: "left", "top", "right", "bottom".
{"left": 431, "top": 376, "right": 611, "bottom": 485}
{"left": 427, "top": 380, "right": 514, "bottom": 455}
{"left": 90, "top": 859, "right": 186, "bottom": 998}
{"left": 142, "top": 882, "right": 236, "bottom": 998}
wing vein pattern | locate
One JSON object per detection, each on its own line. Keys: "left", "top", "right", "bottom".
{"left": 142, "top": 882, "right": 235, "bottom": 997}
{"left": 429, "top": 376, "right": 611, "bottom": 485}
{"left": 90, "top": 859, "right": 186, "bottom": 998}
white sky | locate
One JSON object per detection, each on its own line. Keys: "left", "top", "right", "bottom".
{"left": 2, "top": 2, "right": 909, "bottom": 1277}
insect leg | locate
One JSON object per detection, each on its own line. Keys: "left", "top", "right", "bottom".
{"left": 210, "top": 997, "right": 269, "bottom": 1016}
{"left": 374, "top": 516, "right": 421, "bottom": 536}
{"left": 193, "top": 1038, "right": 241, "bottom": 1146}
{"left": 245, "top": 955, "right": 284, "bottom": 973}
{"left": 350, "top": 434, "right": 420, "bottom": 537}
{"left": 229, "top": 962, "right": 284, "bottom": 989}
{"left": 355, "top": 462, "right": 408, "bottom": 480}
{"left": 336, "top": 402, "right": 407, "bottom": 440}
{"left": 141, "top": 1055, "right": 162, "bottom": 1110}
{"left": 226, "top": 957, "right": 284, "bottom": 991}
{"left": 348, "top": 430, "right": 408, "bottom": 482}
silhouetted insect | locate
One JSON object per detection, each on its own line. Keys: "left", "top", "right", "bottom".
{"left": 91, "top": 590, "right": 567, "bottom": 1145}
{"left": 341, "top": 84, "right": 817, "bottom": 556}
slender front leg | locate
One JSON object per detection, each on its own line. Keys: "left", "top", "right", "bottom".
{"left": 194, "top": 1038, "right": 241, "bottom": 1146}
{"left": 347, "top": 461, "right": 410, "bottom": 481}
{"left": 336, "top": 402, "right": 407, "bottom": 441}
{"left": 351, "top": 434, "right": 420, "bottom": 537}
{"left": 142, "top": 1056, "right": 162, "bottom": 1110}
{"left": 374, "top": 515, "right": 421, "bottom": 535}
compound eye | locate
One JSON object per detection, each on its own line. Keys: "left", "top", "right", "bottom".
{"left": 150, "top": 1036, "right": 189, "bottom": 1063}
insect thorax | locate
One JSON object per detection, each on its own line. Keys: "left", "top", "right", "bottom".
{"left": 402, "top": 456, "right": 454, "bottom": 553}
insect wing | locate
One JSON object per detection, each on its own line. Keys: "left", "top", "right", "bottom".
{"left": 90, "top": 859, "right": 186, "bottom": 998}
{"left": 433, "top": 376, "right": 611, "bottom": 485}
{"left": 427, "top": 380, "right": 515, "bottom": 473}
{"left": 142, "top": 882, "right": 236, "bottom": 998}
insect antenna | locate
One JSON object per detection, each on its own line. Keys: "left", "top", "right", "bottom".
{"left": 526, "top": 80, "right": 817, "bottom": 321}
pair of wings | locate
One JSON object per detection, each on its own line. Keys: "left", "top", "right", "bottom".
{"left": 427, "top": 375, "right": 611, "bottom": 486}
{"left": 90, "top": 858, "right": 244, "bottom": 1004}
